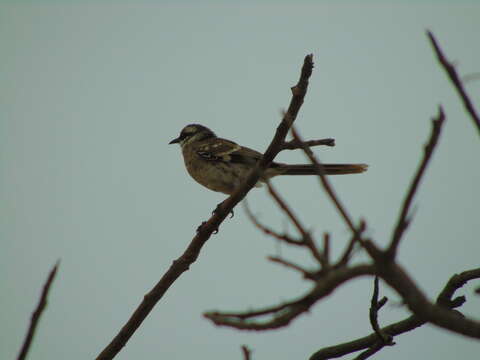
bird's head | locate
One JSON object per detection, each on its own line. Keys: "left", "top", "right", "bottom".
{"left": 169, "top": 124, "right": 216, "bottom": 146}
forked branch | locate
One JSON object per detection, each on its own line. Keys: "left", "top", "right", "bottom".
{"left": 427, "top": 30, "right": 480, "bottom": 136}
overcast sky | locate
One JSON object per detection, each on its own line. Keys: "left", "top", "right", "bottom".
{"left": 1, "top": 2, "right": 479, "bottom": 360}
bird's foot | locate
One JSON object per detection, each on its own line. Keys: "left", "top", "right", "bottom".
{"left": 212, "top": 201, "right": 234, "bottom": 218}
{"left": 196, "top": 221, "right": 219, "bottom": 234}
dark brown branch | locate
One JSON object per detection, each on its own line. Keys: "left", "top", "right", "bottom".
{"left": 387, "top": 106, "right": 445, "bottom": 258}
{"left": 352, "top": 342, "right": 386, "bottom": 360}
{"left": 17, "top": 262, "right": 59, "bottom": 360}
{"left": 427, "top": 30, "right": 480, "bottom": 136}
{"left": 281, "top": 138, "right": 335, "bottom": 150}
{"left": 290, "top": 126, "right": 362, "bottom": 238}
{"left": 335, "top": 221, "right": 366, "bottom": 269}
{"left": 310, "top": 268, "right": 480, "bottom": 360}
{"left": 369, "top": 277, "right": 394, "bottom": 346}
{"left": 241, "top": 345, "right": 251, "bottom": 360}
{"left": 243, "top": 201, "right": 304, "bottom": 246}
{"left": 266, "top": 181, "right": 327, "bottom": 268}
{"left": 436, "top": 268, "right": 480, "bottom": 308}
{"left": 365, "top": 239, "right": 480, "bottom": 339}
{"left": 96, "top": 55, "right": 314, "bottom": 360}
{"left": 204, "top": 264, "right": 376, "bottom": 331}
{"left": 268, "top": 256, "right": 316, "bottom": 280}
{"left": 323, "top": 233, "right": 330, "bottom": 265}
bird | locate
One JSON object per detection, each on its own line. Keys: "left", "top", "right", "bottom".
{"left": 169, "top": 124, "right": 367, "bottom": 195}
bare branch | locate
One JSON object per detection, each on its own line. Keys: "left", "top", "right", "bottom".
{"left": 310, "top": 267, "right": 480, "bottom": 360}
{"left": 96, "top": 55, "right": 315, "bottom": 360}
{"left": 290, "top": 126, "right": 363, "bottom": 248}
{"left": 281, "top": 138, "right": 335, "bottom": 150}
{"left": 427, "top": 30, "right": 480, "bottom": 136}
{"left": 352, "top": 342, "right": 385, "bottom": 360}
{"left": 369, "top": 277, "right": 394, "bottom": 346}
{"left": 268, "top": 256, "right": 317, "bottom": 280}
{"left": 365, "top": 238, "right": 480, "bottom": 339}
{"left": 17, "top": 261, "right": 59, "bottom": 360}
{"left": 266, "top": 181, "right": 328, "bottom": 268}
{"left": 241, "top": 345, "right": 252, "bottom": 360}
{"left": 437, "top": 268, "right": 480, "bottom": 308}
{"left": 243, "top": 201, "right": 304, "bottom": 246}
{"left": 335, "top": 221, "right": 366, "bottom": 269}
{"left": 387, "top": 106, "right": 445, "bottom": 258}
{"left": 323, "top": 233, "right": 330, "bottom": 265}
{"left": 204, "top": 264, "right": 375, "bottom": 331}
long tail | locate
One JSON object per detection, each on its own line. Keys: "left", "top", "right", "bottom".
{"left": 279, "top": 163, "right": 368, "bottom": 175}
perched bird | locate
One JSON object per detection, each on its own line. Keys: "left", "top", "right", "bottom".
{"left": 169, "top": 124, "right": 367, "bottom": 195}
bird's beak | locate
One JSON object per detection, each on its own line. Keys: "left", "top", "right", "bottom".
{"left": 169, "top": 137, "right": 180, "bottom": 144}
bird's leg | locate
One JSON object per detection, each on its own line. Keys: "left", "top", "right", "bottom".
{"left": 212, "top": 200, "right": 234, "bottom": 218}
{"left": 196, "top": 221, "right": 219, "bottom": 234}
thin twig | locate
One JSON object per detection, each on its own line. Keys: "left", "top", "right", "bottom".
{"left": 323, "top": 233, "right": 330, "bottom": 265}
{"left": 335, "top": 220, "right": 366, "bottom": 269}
{"left": 17, "top": 261, "right": 59, "bottom": 360}
{"left": 204, "top": 264, "right": 376, "bottom": 331}
{"left": 364, "top": 237, "right": 480, "bottom": 339}
{"left": 96, "top": 55, "right": 315, "bottom": 360}
{"left": 369, "top": 277, "right": 394, "bottom": 345}
{"left": 266, "top": 181, "right": 328, "bottom": 268}
{"left": 243, "top": 201, "right": 304, "bottom": 246}
{"left": 427, "top": 30, "right": 480, "bottom": 136}
{"left": 352, "top": 342, "right": 385, "bottom": 360}
{"left": 310, "top": 267, "right": 480, "bottom": 360}
{"left": 387, "top": 106, "right": 445, "bottom": 258}
{"left": 281, "top": 138, "right": 335, "bottom": 150}
{"left": 241, "top": 345, "right": 251, "bottom": 360}
{"left": 290, "top": 126, "right": 361, "bottom": 237}
{"left": 268, "top": 256, "right": 316, "bottom": 280}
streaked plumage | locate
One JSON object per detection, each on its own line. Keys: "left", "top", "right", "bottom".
{"left": 169, "top": 124, "right": 367, "bottom": 195}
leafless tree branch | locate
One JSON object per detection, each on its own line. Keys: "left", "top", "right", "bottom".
{"left": 243, "top": 200, "right": 304, "bottom": 246}
{"left": 241, "top": 345, "right": 252, "bottom": 360}
{"left": 427, "top": 30, "right": 480, "bottom": 136}
{"left": 265, "top": 181, "right": 328, "bottom": 268}
{"left": 281, "top": 138, "right": 335, "bottom": 150}
{"left": 290, "top": 126, "right": 362, "bottom": 238}
{"left": 96, "top": 55, "right": 315, "bottom": 360}
{"left": 267, "top": 256, "right": 317, "bottom": 280}
{"left": 364, "top": 239, "right": 480, "bottom": 339}
{"left": 310, "top": 268, "right": 480, "bottom": 360}
{"left": 17, "top": 261, "right": 59, "bottom": 360}
{"left": 204, "top": 264, "right": 376, "bottom": 330}
{"left": 369, "top": 277, "right": 393, "bottom": 346}
{"left": 387, "top": 106, "right": 445, "bottom": 258}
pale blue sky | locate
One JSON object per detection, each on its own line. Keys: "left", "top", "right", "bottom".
{"left": 1, "top": 2, "right": 479, "bottom": 360}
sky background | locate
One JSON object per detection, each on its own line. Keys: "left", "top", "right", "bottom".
{"left": 1, "top": 1, "right": 479, "bottom": 360}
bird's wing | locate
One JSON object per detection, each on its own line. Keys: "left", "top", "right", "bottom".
{"left": 196, "top": 138, "right": 241, "bottom": 161}
{"left": 196, "top": 138, "right": 263, "bottom": 165}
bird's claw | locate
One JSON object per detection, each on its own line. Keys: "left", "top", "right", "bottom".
{"left": 196, "top": 221, "right": 219, "bottom": 234}
{"left": 212, "top": 203, "right": 234, "bottom": 218}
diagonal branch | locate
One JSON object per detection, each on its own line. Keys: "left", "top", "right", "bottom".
{"left": 387, "top": 106, "right": 445, "bottom": 258}
{"left": 310, "top": 267, "right": 480, "bottom": 360}
{"left": 427, "top": 30, "right": 480, "bottom": 136}
{"left": 17, "top": 261, "right": 59, "bottom": 360}
{"left": 266, "top": 181, "right": 328, "bottom": 268}
{"left": 267, "top": 256, "right": 317, "bottom": 280}
{"left": 96, "top": 54, "right": 315, "bottom": 360}
{"left": 364, "top": 238, "right": 480, "bottom": 339}
{"left": 243, "top": 200, "right": 304, "bottom": 246}
{"left": 290, "top": 126, "right": 362, "bottom": 238}
{"left": 204, "top": 264, "right": 376, "bottom": 331}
